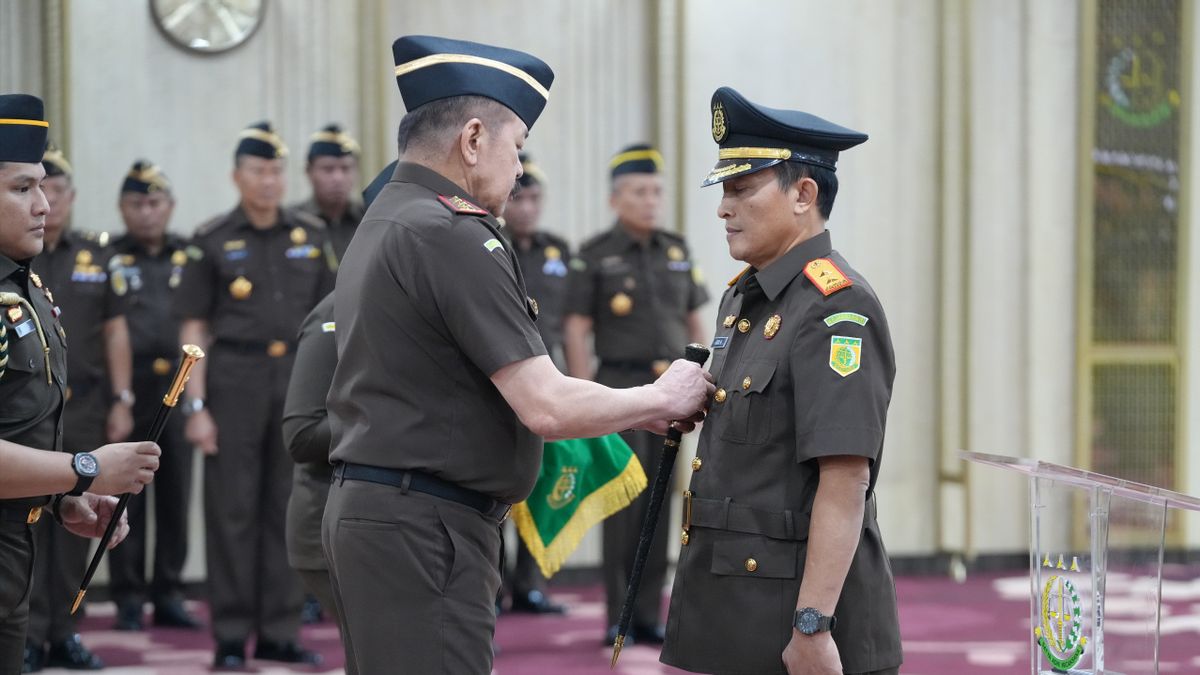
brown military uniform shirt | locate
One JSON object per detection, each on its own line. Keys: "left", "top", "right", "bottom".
{"left": 283, "top": 292, "right": 336, "bottom": 571}
{"left": 507, "top": 230, "right": 571, "bottom": 357}
{"left": 294, "top": 197, "right": 364, "bottom": 264}
{"left": 173, "top": 206, "right": 335, "bottom": 346}
{"left": 33, "top": 231, "right": 126, "bottom": 452}
{"left": 0, "top": 254, "right": 69, "bottom": 503}
{"left": 661, "top": 231, "right": 902, "bottom": 675}
{"left": 108, "top": 234, "right": 187, "bottom": 364}
{"left": 565, "top": 224, "right": 707, "bottom": 366}
{"left": 327, "top": 162, "right": 547, "bottom": 504}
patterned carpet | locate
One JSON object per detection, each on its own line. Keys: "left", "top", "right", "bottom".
{"left": 38, "top": 568, "right": 1200, "bottom": 674}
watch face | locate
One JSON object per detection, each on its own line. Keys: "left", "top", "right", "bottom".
{"left": 76, "top": 453, "right": 99, "bottom": 476}
{"left": 150, "top": 0, "right": 266, "bottom": 54}
{"left": 797, "top": 608, "right": 820, "bottom": 634}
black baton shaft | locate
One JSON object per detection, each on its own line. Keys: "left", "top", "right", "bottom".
{"left": 612, "top": 343, "right": 710, "bottom": 666}
{"left": 71, "top": 345, "right": 205, "bottom": 614}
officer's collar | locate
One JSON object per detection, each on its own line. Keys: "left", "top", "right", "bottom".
{"left": 0, "top": 253, "right": 21, "bottom": 281}
{"left": 611, "top": 221, "right": 665, "bottom": 250}
{"left": 231, "top": 205, "right": 286, "bottom": 232}
{"left": 752, "top": 229, "right": 832, "bottom": 301}
{"left": 393, "top": 161, "right": 500, "bottom": 227}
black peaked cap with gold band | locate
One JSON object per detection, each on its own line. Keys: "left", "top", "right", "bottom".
{"left": 236, "top": 120, "right": 288, "bottom": 160}
{"left": 121, "top": 160, "right": 172, "bottom": 195}
{"left": 0, "top": 93, "right": 49, "bottom": 163}
{"left": 518, "top": 151, "right": 545, "bottom": 188}
{"left": 42, "top": 142, "right": 72, "bottom": 177}
{"left": 610, "top": 143, "right": 663, "bottom": 179}
{"left": 308, "top": 123, "right": 360, "bottom": 161}
{"left": 392, "top": 35, "right": 555, "bottom": 128}
{"left": 702, "top": 86, "right": 866, "bottom": 187}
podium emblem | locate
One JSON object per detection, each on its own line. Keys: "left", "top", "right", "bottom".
{"left": 1034, "top": 556, "right": 1088, "bottom": 671}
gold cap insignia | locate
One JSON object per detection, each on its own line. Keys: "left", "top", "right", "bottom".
{"left": 763, "top": 314, "right": 782, "bottom": 339}
{"left": 290, "top": 227, "right": 307, "bottom": 245}
{"left": 712, "top": 100, "right": 728, "bottom": 143}
{"left": 610, "top": 292, "right": 633, "bottom": 316}
{"left": 229, "top": 276, "right": 253, "bottom": 300}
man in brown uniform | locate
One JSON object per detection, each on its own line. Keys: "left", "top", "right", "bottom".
{"left": 563, "top": 143, "right": 709, "bottom": 644}
{"left": 293, "top": 124, "right": 363, "bottom": 262}
{"left": 27, "top": 144, "right": 136, "bottom": 672}
{"left": 660, "top": 87, "right": 902, "bottom": 675}
{"left": 0, "top": 93, "right": 160, "bottom": 674}
{"left": 499, "top": 151, "right": 568, "bottom": 614}
{"left": 106, "top": 161, "right": 201, "bottom": 632}
{"left": 323, "top": 35, "right": 713, "bottom": 675}
{"left": 175, "top": 122, "right": 332, "bottom": 669}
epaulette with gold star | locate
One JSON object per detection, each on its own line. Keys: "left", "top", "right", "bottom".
{"left": 803, "top": 258, "right": 853, "bottom": 296}
{"left": 437, "top": 195, "right": 488, "bottom": 216}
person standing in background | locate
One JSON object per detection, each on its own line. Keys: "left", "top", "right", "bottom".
{"left": 294, "top": 123, "right": 363, "bottom": 262}
{"left": 105, "top": 160, "right": 202, "bottom": 632}
{"left": 26, "top": 143, "right": 135, "bottom": 672}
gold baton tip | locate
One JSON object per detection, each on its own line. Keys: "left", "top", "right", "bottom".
{"left": 610, "top": 635, "right": 625, "bottom": 668}
{"left": 71, "top": 589, "right": 86, "bottom": 615}
{"left": 182, "top": 344, "right": 205, "bottom": 360}
{"left": 163, "top": 344, "right": 206, "bottom": 407}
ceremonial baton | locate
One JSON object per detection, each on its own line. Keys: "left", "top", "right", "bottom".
{"left": 71, "top": 344, "right": 205, "bottom": 614}
{"left": 611, "top": 343, "right": 710, "bottom": 667}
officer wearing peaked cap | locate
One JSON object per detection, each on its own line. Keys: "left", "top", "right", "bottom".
{"left": 174, "top": 120, "right": 333, "bottom": 669}
{"left": 660, "top": 87, "right": 902, "bottom": 675}
{"left": 105, "top": 161, "right": 202, "bottom": 632}
{"left": 293, "top": 124, "right": 363, "bottom": 262}
{"left": 0, "top": 94, "right": 159, "bottom": 672}
{"left": 323, "top": 36, "right": 713, "bottom": 674}
{"left": 28, "top": 141, "right": 136, "bottom": 671}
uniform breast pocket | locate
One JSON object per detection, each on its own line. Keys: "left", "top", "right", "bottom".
{"left": 719, "top": 358, "right": 776, "bottom": 445}
{"left": 0, "top": 347, "right": 54, "bottom": 427}
{"left": 284, "top": 256, "right": 323, "bottom": 298}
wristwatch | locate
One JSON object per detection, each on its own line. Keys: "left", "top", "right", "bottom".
{"left": 182, "top": 397, "right": 205, "bottom": 415}
{"left": 113, "top": 389, "right": 135, "bottom": 406}
{"left": 793, "top": 607, "right": 837, "bottom": 635}
{"left": 68, "top": 452, "right": 100, "bottom": 496}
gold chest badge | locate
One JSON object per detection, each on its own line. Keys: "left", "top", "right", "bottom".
{"left": 290, "top": 227, "right": 307, "bottom": 246}
{"left": 610, "top": 292, "right": 633, "bottom": 317}
{"left": 763, "top": 314, "right": 782, "bottom": 339}
{"left": 667, "top": 245, "right": 685, "bottom": 262}
{"left": 171, "top": 250, "right": 188, "bottom": 267}
{"left": 229, "top": 276, "right": 253, "bottom": 300}
{"left": 544, "top": 245, "right": 561, "bottom": 260}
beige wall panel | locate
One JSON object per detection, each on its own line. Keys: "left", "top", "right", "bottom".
{"left": 679, "top": 0, "right": 941, "bottom": 555}
{"left": 0, "top": 0, "right": 46, "bottom": 96}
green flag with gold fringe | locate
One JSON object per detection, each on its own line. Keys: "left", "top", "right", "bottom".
{"left": 513, "top": 434, "right": 646, "bottom": 578}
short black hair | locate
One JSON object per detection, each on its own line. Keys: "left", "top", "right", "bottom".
{"left": 774, "top": 161, "right": 838, "bottom": 220}
{"left": 396, "top": 95, "right": 511, "bottom": 153}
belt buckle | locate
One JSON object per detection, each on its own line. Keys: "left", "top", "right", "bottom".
{"left": 267, "top": 340, "right": 288, "bottom": 358}
{"left": 26, "top": 507, "right": 42, "bottom": 525}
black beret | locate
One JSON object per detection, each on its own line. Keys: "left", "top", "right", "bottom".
{"left": 517, "top": 151, "right": 545, "bottom": 188}
{"left": 610, "top": 143, "right": 663, "bottom": 179}
{"left": 42, "top": 142, "right": 72, "bottom": 178}
{"left": 235, "top": 121, "right": 288, "bottom": 160}
{"left": 392, "top": 35, "right": 555, "bottom": 129}
{"left": 308, "top": 123, "right": 360, "bottom": 161}
{"left": 702, "top": 86, "right": 866, "bottom": 187}
{"left": 0, "top": 94, "right": 48, "bottom": 164}
{"left": 121, "top": 160, "right": 172, "bottom": 194}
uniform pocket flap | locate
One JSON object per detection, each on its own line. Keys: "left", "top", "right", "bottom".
{"left": 710, "top": 533, "right": 797, "bottom": 579}
{"left": 732, "top": 359, "right": 776, "bottom": 396}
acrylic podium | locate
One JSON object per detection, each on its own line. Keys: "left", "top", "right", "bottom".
{"left": 961, "top": 451, "right": 1200, "bottom": 675}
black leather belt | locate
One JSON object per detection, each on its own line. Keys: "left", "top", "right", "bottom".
{"left": 333, "top": 463, "right": 512, "bottom": 523}
{"left": 213, "top": 338, "right": 295, "bottom": 358}
{"left": 0, "top": 505, "right": 44, "bottom": 525}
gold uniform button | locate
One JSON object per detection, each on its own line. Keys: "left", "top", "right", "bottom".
{"left": 737, "top": 318, "right": 751, "bottom": 333}
{"left": 745, "top": 558, "right": 758, "bottom": 572}
{"left": 691, "top": 457, "right": 702, "bottom": 471}
{"left": 714, "top": 388, "right": 727, "bottom": 403}
{"left": 742, "top": 376, "right": 752, "bottom": 390}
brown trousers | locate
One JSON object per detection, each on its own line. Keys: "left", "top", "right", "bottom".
{"left": 204, "top": 349, "right": 302, "bottom": 643}
{"left": 0, "top": 524, "right": 34, "bottom": 671}
{"left": 324, "top": 480, "right": 501, "bottom": 675}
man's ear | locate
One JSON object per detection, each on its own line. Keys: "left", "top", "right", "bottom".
{"left": 794, "top": 176, "right": 818, "bottom": 216}
{"left": 458, "top": 118, "right": 486, "bottom": 168}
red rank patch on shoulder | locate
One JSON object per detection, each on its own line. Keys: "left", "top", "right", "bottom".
{"left": 438, "top": 195, "right": 489, "bottom": 216}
